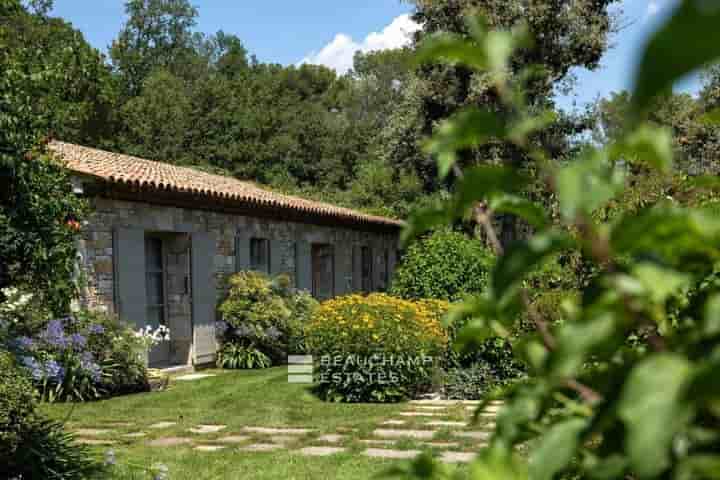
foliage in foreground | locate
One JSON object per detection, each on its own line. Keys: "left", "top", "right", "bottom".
{"left": 0, "top": 350, "right": 102, "bottom": 479}
{"left": 396, "top": 2, "right": 720, "bottom": 479}
{"left": 306, "top": 293, "right": 448, "bottom": 402}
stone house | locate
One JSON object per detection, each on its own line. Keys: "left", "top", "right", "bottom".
{"left": 49, "top": 142, "right": 402, "bottom": 368}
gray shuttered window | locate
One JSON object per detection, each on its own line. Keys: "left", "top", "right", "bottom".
{"left": 352, "top": 246, "right": 362, "bottom": 292}
{"left": 296, "top": 240, "right": 312, "bottom": 292}
{"left": 334, "top": 245, "right": 350, "bottom": 296}
{"left": 113, "top": 228, "right": 147, "bottom": 328}
{"left": 235, "top": 231, "right": 251, "bottom": 272}
{"left": 270, "top": 239, "right": 285, "bottom": 276}
{"left": 387, "top": 249, "right": 398, "bottom": 289}
{"left": 192, "top": 232, "right": 217, "bottom": 365}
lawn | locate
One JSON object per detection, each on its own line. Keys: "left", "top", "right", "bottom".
{"left": 41, "top": 368, "right": 483, "bottom": 480}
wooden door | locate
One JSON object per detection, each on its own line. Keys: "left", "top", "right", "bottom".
{"left": 312, "top": 244, "right": 334, "bottom": 300}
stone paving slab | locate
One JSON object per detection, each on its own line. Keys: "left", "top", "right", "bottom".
{"left": 317, "top": 434, "right": 345, "bottom": 443}
{"left": 381, "top": 420, "right": 406, "bottom": 425}
{"left": 216, "top": 435, "right": 250, "bottom": 444}
{"left": 359, "top": 439, "right": 397, "bottom": 446}
{"left": 453, "top": 431, "right": 491, "bottom": 441}
{"left": 175, "top": 373, "right": 217, "bottom": 381}
{"left": 363, "top": 448, "right": 421, "bottom": 459}
{"left": 414, "top": 406, "right": 449, "bottom": 411}
{"left": 242, "top": 427, "right": 312, "bottom": 435}
{"left": 194, "top": 445, "right": 226, "bottom": 452}
{"left": 240, "top": 443, "right": 283, "bottom": 452}
{"left": 426, "top": 421, "right": 468, "bottom": 427}
{"left": 76, "top": 439, "right": 116, "bottom": 445}
{"left": 148, "top": 437, "right": 192, "bottom": 447}
{"left": 122, "top": 432, "right": 147, "bottom": 438}
{"left": 74, "top": 428, "right": 112, "bottom": 436}
{"left": 399, "top": 412, "right": 441, "bottom": 417}
{"left": 373, "top": 429, "right": 435, "bottom": 440}
{"left": 269, "top": 435, "right": 300, "bottom": 444}
{"left": 439, "top": 451, "right": 477, "bottom": 463}
{"left": 148, "top": 421, "right": 177, "bottom": 429}
{"left": 410, "top": 400, "right": 461, "bottom": 406}
{"left": 298, "top": 446, "right": 346, "bottom": 457}
{"left": 189, "top": 424, "right": 226, "bottom": 434}
{"left": 105, "top": 422, "right": 134, "bottom": 428}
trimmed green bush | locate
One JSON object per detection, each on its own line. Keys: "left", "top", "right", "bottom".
{"left": 443, "top": 364, "right": 495, "bottom": 400}
{"left": 306, "top": 294, "right": 448, "bottom": 403}
{"left": 0, "top": 349, "right": 36, "bottom": 460}
{"left": 390, "top": 229, "right": 495, "bottom": 301}
{"left": 218, "top": 271, "right": 318, "bottom": 365}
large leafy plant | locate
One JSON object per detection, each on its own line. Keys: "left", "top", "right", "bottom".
{"left": 397, "top": 2, "right": 720, "bottom": 479}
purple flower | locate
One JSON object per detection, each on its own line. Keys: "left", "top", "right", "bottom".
{"left": 215, "top": 321, "right": 229, "bottom": 337}
{"left": 21, "top": 356, "right": 43, "bottom": 380}
{"left": 88, "top": 324, "right": 105, "bottom": 335}
{"left": 15, "top": 336, "right": 34, "bottom": 351}
{"left": 69, "top": 333, "right": 87, "bottom": 349}
{"left": 43, "top": 359, "right": 64, "bottom": 382}
{"left": 80, "top": 351, "right": 102, "bottom": 382}
{"left": 39, "top": 319, "right": 69, "bottom": 349}
{"left": 234, "top": 324, "right": 254, "bottom": 338}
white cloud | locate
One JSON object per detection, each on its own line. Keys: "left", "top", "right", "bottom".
{"left": 646, "top": 1, "right": 660, "bottom": 19}
{"left": 299, "top": 14, "right": 421, "bottom": 74}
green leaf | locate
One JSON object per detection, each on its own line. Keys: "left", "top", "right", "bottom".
{"left": 424, "top": 108, "right": 507, "bottom": 179}
{"left": 632, "top": 1, "right": 720, "bottom": 116}
{"left": 703, "top": 294, "right": 720, "bottom": 337}
{"left": 508, "top": 110, "right": 557, "bottom": 145}
{"left": 618, "top": 354, "right": 694, "bottom": 478}
{"left": 632, "top": 262, "right": 691, "bottom": 304}
{"left": 614, "top": 124, "right": 674, "bottom": 172}
{"left": 529, "top": 418, "right": 587, "bottom": 480}
{"left": 401, "top": 201, "right": 452, "bottom": 246}
{"left": 556, "top": 149, "right": 625, "bottom": 220}
{"left": 489, "top": 194, "right": 549, "bottom": 229}
{"left": 415, "top": 32, "right": 489, "bottom": 71}
{"left": 492, "top": 231, "right": 574, "bottom": 296}
{"left": 550, "top": 312, "right": 618, "bottom": 380}
{"left": 454, "top": 165, "right": 527, "bottom": 217}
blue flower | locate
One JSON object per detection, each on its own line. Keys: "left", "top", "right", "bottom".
{"left": 69, "top": 333, "right": 87, "bottom": 349}
{"left": 40, "top": 319, "right": 69, "bottom": 349}
{"left": 88, "top": 324, "right": 105, "bottom": 335}
{"left": 80, "top": 351, "right": 102, "bottom": 382}
{"left": 14, "top": 336, "right": 34, "bottom": 351}
{"left": 43, "top": 359, "right": 64, "bottom": 382}
{"left": 20, "top": 356, "right": 43, "bottom": 380}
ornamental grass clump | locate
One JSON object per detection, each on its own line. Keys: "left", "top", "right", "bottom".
{"left": 306, "top": 293, "right": 448, "bottom": 402}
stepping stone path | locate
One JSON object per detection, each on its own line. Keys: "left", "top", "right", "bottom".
{"left": 373, "top": 429, "right": 435, "bottom": 440}
{"left": 194, "top": 445, "right": 226, "bottom": 452}
{"left": 426, "top": 421, "right": 467, "bottom": 427}
{"left": 299, "top": 446, "right": 346, "bottom": 457}
{"left": 148, "top": 421, "right": 177, "bottom": 429}
{"left": 269, "top": 436, "right": 299, "bottom": 444}
{"left": 75, "top": 428, "right": 112, "bottom": 436}
{"left": 148, "top": 437, "right": 192, "bottom": 447}
{"left": 242, "top": 427, "right": 312, "bottom": 435}
{"left": 420, "top": 442, "right": 459, "bottom": 449}
{"left": 189, "top": 424, "right": 226, "bottom": 434}
{"left": 453, "top": 431, "right": 492, "bottom": 441}
{"left": 76, "top": 439, "right": 116, "bottom": 446}
{"left": 175, "top": 373, "right": 216, "bottom": 381}
{"left": 240, "top": 443, "right": 283, "bottom": 452}
{"left": 363, "top": 448, "right": 421, "bottom": 459}
{"left": 399, "top": 411, "right": 441, "bottom": 417}
{"left": 359, "top": 439, "right": 396, "bottom": 446}
{"left": 122, "top": 432, "right": 147, "bottom": 438}
{"left": 381, "top": 420, "right": 406, "bottom": 425}
{"left": 217, "top": 435, "right": 250, "bottom": 444}
{"left": 317, "top": 434, "right": 345, "bottom": 443}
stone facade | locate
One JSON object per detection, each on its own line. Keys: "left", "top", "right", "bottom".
{"left": 77, "top": 196, "right": 399, "bottom": 316}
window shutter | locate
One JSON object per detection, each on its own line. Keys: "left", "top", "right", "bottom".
{"left": 113, "top": 227, "right": 146, "bottom": 328}
{"left": 388, "top": 248, "right": 397, "bottom": 289}
{"left": 270, "top": 239, "right": 285, "bottom": 276}
{"left": 295, "top": 240, "right": 312, "bottom": 292}
{"left": 235, "top": 230, "right": 250, "bottom": 272}
{"left": 334, "top": 246, "right": 349, "bottom": 296}
{"left": 352, "top": 246, "right": 362, "bottom": 292}
{"left": 192, "top": 232, "right": 217, "bottom": 365}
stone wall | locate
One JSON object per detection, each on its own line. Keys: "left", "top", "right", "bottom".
{"left": 76, "top": 196, "right": 399, "bottom": 314}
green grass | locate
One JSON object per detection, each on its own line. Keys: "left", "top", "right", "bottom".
{"left": 41, "top": 367, "right": 445, "bottom": 480}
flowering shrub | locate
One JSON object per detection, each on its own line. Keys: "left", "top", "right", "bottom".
{"left": 0, "top": 288, "right": 149, "bottom": 401}
{"left": 218, "top": 271, "right": 318, "bottom": 366}
{"left": 305, "top": 293, "right": 448, "bottom": 402}
{"left": 132, "top": 325, "right": 171, "bottom": 350}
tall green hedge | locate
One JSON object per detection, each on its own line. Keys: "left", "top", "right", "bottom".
{"left": 390, "top": 229, "right": 495, "bottom": 301}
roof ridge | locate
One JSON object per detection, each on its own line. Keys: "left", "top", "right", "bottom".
{"left": 47, "top": 141, "right": 403, "bottom": 229}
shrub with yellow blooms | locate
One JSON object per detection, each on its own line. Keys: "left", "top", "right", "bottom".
{"left": 305, "top": 293, "right": 448, "bottom": 402}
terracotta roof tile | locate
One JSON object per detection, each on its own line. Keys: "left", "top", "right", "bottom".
{"left": 48, "top": 141, "right": 403, "bottom": 229}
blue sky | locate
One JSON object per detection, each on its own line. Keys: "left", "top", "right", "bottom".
{"left": 51, "top": 0, "right": 696, "bottom": 110}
